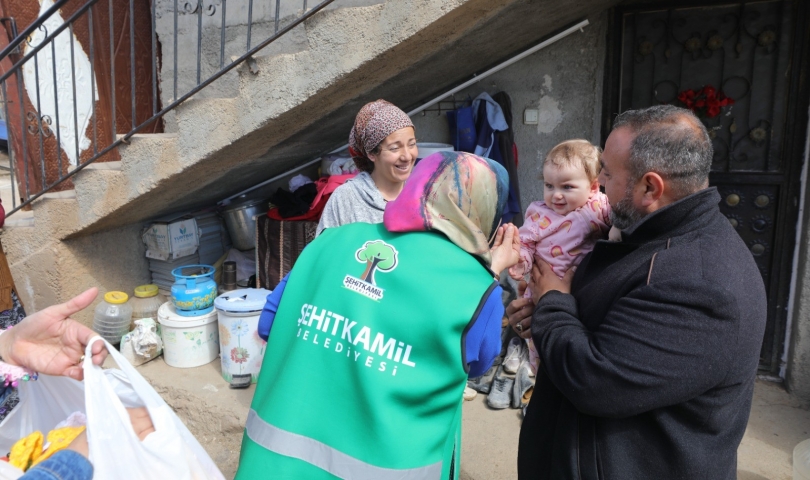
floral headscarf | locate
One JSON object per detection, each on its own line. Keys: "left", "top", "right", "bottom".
{"left": 348, "top": 100, "right": 414, "bottom": 163}
{"left": 383, "top": 151, "right": 509, "bottom": 266}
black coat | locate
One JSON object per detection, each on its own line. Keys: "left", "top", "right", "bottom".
{"left": 518, "top": 188, "right": 767, "bottom": 480}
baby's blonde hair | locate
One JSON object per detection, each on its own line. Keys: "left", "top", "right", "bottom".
{"left": 543, "top": 139, "right": 602, "bottom": 182}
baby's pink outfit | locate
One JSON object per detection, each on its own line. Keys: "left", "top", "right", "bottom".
{"left": 516, "top": 192, "right": 612, "bottom": 374}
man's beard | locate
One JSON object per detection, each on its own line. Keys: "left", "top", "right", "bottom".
{"left": 609, "top": 183, "right": 645, "bottom": 230}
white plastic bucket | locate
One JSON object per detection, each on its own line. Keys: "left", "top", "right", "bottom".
{"left": 157, "top": 301, "right": 219, "bottom": 368}
{"left": 215, "top": 289, "right": 270, "bottom": 384}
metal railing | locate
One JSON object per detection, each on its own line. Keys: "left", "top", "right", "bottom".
{"left": 0, "top": 0, "right": 335, "bottom": 216}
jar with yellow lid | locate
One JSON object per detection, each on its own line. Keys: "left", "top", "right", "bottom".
{"left": 92, "top": 291, "right": 133, "bottom": 346}
{"left": 130, "top": 284, "right": 166, "bottom": 330}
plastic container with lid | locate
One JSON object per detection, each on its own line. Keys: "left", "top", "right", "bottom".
{"left": 130, "top": 284, "right": 166, "bottom": 330}
{"left": 158, "top": 301, "right": 219, "bottom": 368}
{"left": 214, "top": 288, "right": 271, "bottom": 385}
{"left": 93, "top": 291, "right": 133, "bottom": 346}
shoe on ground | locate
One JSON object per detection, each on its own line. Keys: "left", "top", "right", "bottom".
{"left": 503, "top": 337, "right": 524, "bottom": 374}
{"left": 467, "top": 364, "right": 498, "bottom": 394}
{"left": 463, "top": 386, "right": 477, "bottom": 401}
{"left": 512, "top": 361, "right": 535, "bottom": 409}
{"left": 487, "top": 366, "right": 514, "bottom": 410}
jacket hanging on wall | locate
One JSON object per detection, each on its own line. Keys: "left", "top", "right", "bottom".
{"left": 470, "top": 92, "right": 522, "bottom": 225}
{"left": 446, "top": 100, "right": 477, "bottom": 153}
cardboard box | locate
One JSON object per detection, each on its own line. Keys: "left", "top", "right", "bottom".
{"left": 142, "top": 217, "right": 199, "bottom": 261}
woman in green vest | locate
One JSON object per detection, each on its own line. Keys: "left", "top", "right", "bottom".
{"left": 238, "top": 151, "right": 520, "bottom": 480}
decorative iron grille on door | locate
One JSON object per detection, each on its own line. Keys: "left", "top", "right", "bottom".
{"left": 605, "top": 0, "right": 810, "bottom": 373}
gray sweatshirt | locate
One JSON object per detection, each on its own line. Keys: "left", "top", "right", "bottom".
{"left": 316, "top": 171, "right": 386, "bottom": 236}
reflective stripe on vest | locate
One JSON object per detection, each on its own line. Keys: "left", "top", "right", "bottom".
{"left": 245, "top": 409, "right": 443, "bottom": 480}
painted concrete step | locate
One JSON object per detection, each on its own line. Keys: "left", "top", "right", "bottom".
{"left": 72, "top": 133, "right": 180, "bottom": 233}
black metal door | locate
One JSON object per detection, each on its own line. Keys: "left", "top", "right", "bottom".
{"left": 604, "top": 0, "right": 810, "bottom": 373}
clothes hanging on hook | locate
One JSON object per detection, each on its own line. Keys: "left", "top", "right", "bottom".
{"left": 471, "top": 92, "right": 508, "bottom": 158}
{"left": 446, "top": 95, "right": 476, "bottom": 153}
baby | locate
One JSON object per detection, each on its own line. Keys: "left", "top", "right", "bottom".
{"left": 509, "top": 139, "right": 617, "bottom": 373}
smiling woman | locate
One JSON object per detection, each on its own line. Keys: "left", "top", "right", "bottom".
{"left": 316, "top": 100, "right": 418, "bottom": 236}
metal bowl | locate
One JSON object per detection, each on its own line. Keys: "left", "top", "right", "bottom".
{"left": 221, "top": 196, "right": 268, "bottom": 251}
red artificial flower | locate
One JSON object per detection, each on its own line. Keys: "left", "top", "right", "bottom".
{"left": 678, "top": 90, "right": 695, "bottom": 102}
{"left": 676, "top": 84, "right": 734, "bottom": 119}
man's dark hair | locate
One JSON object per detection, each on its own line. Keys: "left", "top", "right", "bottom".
{"left": 612, "top": 105, "right": 713, "bottom": 199}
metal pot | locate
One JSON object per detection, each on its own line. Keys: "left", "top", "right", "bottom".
{"left": 221, "top": 196, "right": 268, "bottom": 251}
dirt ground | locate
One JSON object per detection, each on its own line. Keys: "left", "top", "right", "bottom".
{"left": 459, "top": 378, "right": 810, "bottom": 480}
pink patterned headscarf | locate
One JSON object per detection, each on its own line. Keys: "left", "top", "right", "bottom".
{"left": 348, "top": 100, "right": 414, "bottom": 163}
{"left": 383, "top": 151, "right": 509, "bottom": 266}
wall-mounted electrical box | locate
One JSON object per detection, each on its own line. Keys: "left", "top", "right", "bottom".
{"left": 523, "top": 108, "right": 539, "bottom": 125}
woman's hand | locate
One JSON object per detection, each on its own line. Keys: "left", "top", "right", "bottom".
{"left": 506, "top": 280, "right": 533, "bottom": 339}
{"left": 0, "top": 288, "right": 108, "bottom": 380}
{"left": 490, "top": 224, "right": 520, "bottom": 274}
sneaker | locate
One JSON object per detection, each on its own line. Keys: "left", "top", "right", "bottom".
{"left": 503, "top": 337, "right": 524, "bottom": 374}
{"left": 463, "top": 386, "right": 477, "bottom": 401}
{"left": 487, "top": 366, "right": 514, "bottom": 410}
{"left": 512, "top": 361, "right": 535, "bottom": 409}
{"left": 467, "top": 365, "right": 497, "bottom": 394}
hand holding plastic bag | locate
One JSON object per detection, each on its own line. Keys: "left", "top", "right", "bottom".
{"left": 0, "top": 336, "right": 225, "bottom": 480}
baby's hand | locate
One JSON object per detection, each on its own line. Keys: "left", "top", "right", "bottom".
{"left": 508, "top": 264, "right": 525, "bottom": 281}
{"left": 609, "top": 225, "right": 622, "bottom": 242}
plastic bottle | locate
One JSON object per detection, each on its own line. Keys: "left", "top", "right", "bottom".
{"left": 796, "top": 438, "right": 810, "bottom": 480}
{"left": 130, "top": 284, "right": 166, "bottom": 330}
{"left": 93, "top": 291, "right": 133, "bottom": 346}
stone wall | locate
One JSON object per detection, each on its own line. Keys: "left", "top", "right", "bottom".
{"left": 4, "top": 211, "right": 151, "bottom": 327}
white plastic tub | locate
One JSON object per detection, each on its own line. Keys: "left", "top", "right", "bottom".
{"left": 157, "top": 301, "right": 219, "bottom": 368}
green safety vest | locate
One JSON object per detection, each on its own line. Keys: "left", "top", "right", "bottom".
{"left": 235, "top": 222, "right": 496, "bottom": 480}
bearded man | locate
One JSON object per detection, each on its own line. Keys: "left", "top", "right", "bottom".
{"left": 509, "top": 105, "right": 767, "bottom": 479}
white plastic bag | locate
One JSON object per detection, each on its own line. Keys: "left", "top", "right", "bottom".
{"left": 0, "top": 461, "right": 22, "bottom": 480}
{"left": 0, "top": 337, "right": 224, "bottom": 480}
{"left": 83, "top": 336, "right": 224, "bottom": 480}
{"left": 0, "top": 374, "right": 85, "bottom": 452}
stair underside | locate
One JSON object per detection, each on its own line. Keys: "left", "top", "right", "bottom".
{"left": 48, "top": 0, "right": 619, "bottom": 239}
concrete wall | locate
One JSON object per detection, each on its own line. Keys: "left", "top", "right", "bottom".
{"left": 411, "top": 12, "right": 608, "bottom": 212}
{"left": 3, "top": 202, "right": 151, "bottom": 326}
{"left": 786, "top": 103, "right": 810, "bottom": 405}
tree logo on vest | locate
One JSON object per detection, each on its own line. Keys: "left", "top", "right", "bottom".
{"left": 343, "top": 240, "right": 398, "bottom": 301}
